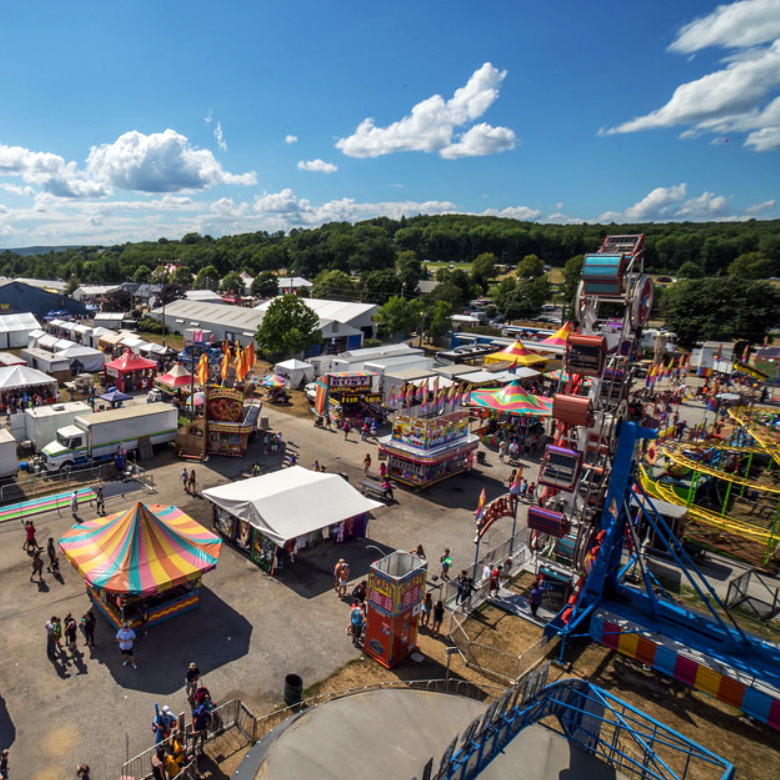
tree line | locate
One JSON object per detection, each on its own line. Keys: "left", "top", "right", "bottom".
{"left": 2, "top": 215, "right": 779, "bottom": 292}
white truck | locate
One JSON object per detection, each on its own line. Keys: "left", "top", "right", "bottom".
{"left": 41, "top": 403, "right": 178, "bottom": 473}
{"left": 24, "top": 401, "right": 92, "bottom": 451}
{"left": 0, "top": 429, "right": 18, "bottom": 479}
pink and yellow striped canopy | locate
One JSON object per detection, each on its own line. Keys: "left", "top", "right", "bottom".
{"left": 538, "top": 322, "right": 574, "bottom": 349}
{"left": 59, "top": 502, "right": 221, "bottom": 595}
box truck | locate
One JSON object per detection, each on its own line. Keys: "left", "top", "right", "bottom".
{"left": 41, "top": 403, "right": 178, "bottom": 472}
{"left": 24, "top": 401, "right": 92, "bottom": 450}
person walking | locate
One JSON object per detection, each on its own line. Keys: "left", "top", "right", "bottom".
{"left": 95, "top": 485, "right": 106, "bottom": 516}
{"left": 191, "top": 700, "right": 212, "bottom": 755}
{"left": 23, "top": 520, "right": 38, "bottom": 553}
{"left": 498, "top": 440, "right": 508, "bottom": 463}
{"left": 361, "top": 420, "right": 370, "bottom": 441}
{"left": 431, "top": 599, "right": 445, "bottom": 638}
{"left": 52, "top": 617, "right": 63, "bottom": 654}
{"left": 349, "top": 601, "right": 365, "bottom": 646}
{"left": 334, "top": 559, "right": 345, "bottom": 591}
{"left": 45, "top": 537, "right": 58, "bottom": 573}
{"left": 151, "top": 748, "right": 167, "bottom": 780}
{"left": 0, "top": 749, "right": 8, "bottom": 780}
{"left": 116, "top": 621, "right": 137, "bottom": 668}
{"left": 188, "top": 469, "right": 197, "bottom": 494}
{"left": 63, "top": 613, "right": 79, "bottom": 657}
{"left": 363, "top": 452, "right": 371, "bottom": 477}
{"left": 45, "top": 617, "right": 57, "bottom": 661}
{"left": 181, "top": 466, "right": 189, "bottom": 493}
{"left": 185, "top": 662, "right": 201, "bottom": 701}
{"left": 439, "top": 548, "right": 452, "bottom": 581}
{"left": 70, "top": 490, "right": 79, "bottom": 519}
{"left": 529, "top": 581, "right": 544, "bottom": 617}
{"left": 30, "top": 549, "right": 45, "bottom": 582}
{"left": 81, "top": 609, "right": 96, "bottom": 647}
{"left": 343, "top": 420, "right": 351, "bottom": 441}
{"left": 420, "top": 592, "right": 433, "bottom": 628}
{"left": 337, "top": 559, "right": 350, "bottom": 600}
{"left": 455, "top": 570, "right": 469, "bottom": 605}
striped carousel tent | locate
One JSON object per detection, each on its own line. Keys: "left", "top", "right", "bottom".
{"left": 58, "top": 502, "right": 222, "bottom": 595}
{"left": 469, "top": 380, "right": 553, "bottom": 417}
{"left": 537, "top": 322, "right": 575, "bottom": 350}
{"left": 483, "top": 341, "right": 548, "bottom": 368}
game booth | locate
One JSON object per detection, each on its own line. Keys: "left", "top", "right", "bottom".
{"left": 377, "top": 408, "right": 479, "bottom": 488}
{"left": 58, "top": 502, "right": 222, "bottom": 631}
{"left": 312, "top": 371, "right": 383, "bottom": 422}
{"left": 364, "top": 550, "right": 427, "bottom": 669}
{"left": 104, "top": 350, "right": 158, "bottom": 393}
{"left": 469, "top": 380, "right": 554, "bottom": 447}
{"left": 202, "top": 466, "right": 383, "bottom": 574}
{"left": 155, "top": 363, "right": 196, "bottom": 397}
{"left": 206, "top": 387, "right": 262, "bottom": 457}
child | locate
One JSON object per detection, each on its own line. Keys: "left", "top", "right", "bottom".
{"left": 420, "top": 592, "right": 433, "bottom": 628}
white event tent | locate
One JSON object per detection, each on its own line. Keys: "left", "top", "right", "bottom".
{"left": 203, "top": 466, "right": 382, "bottom": 547}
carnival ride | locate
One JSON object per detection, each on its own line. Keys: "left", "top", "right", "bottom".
{"left": 640, "top": 405, "right": 780, "bottom": 568}
{"left": 522, "top": 234, "right": 780, "bottom": 732}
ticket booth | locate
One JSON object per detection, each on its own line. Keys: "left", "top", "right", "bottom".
{"left": 364, "top": 551, "right": 427, "bottom": 669}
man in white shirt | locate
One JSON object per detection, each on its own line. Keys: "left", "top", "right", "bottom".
{"left": 116, "top": 622, "right": 137, "bottom": 669}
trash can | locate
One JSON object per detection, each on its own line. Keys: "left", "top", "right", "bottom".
{"left": 477, "top": 450, "right": 486, "bottom": 464}
{"left": 284, "top": 673, "right": 303, "bottom": 706}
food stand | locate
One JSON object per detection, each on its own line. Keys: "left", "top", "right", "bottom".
{"left": 377, "top": 408, "right": 479, "bottom": 488}
{"left": 203, "top": 466, "right": 382, "bottom": 574}
{"left": 364, "top": 550, "right": 427, "bottom": 669}
{"left": 206, "top": 386, "right": 261, "bottom": 457}
{"left": 58, "top": 502, "right": 222, "bottom": 631}
{"left": 104, "top": 350, "right": 157, "bottom": 393}
{"left": 315, "top": 371, "right": 382, "bottom": 421}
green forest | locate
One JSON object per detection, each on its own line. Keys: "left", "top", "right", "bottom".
{"left": 3, "top": 214, "right": 780, "bottom": 288}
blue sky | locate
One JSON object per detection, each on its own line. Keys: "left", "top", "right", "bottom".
{"left": 0, "top": 0, "right": 779, "bottom": 248}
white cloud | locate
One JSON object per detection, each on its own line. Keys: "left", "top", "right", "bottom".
{"left": 597, "top": 183, "right": 734, "bottom": 221}
{"left": 297, "top": 159, "right": 338, "bottom": 173}
{"left": 0, "top": 182, "right": 35, "bottom": 196}
{"left": 336, "top": 63, "right": 516, "bottom": 159}
{"left": 86, "top": 129, "right": 256, "bottom": 192}
{"left": 670, "top": 0, "right": 780, "bottom": 53}
{"left": 602, "top": 0, "right": 780, "bottom": 150}
{"left": 744, "top": 198, "right": 776, "bottom": 213}
{"left": 214, "top": 122, "right": 227, "bottom": 152}
{"left": 482, "top": 205, "right": 542, "bottom": 220}
{"left": 285, "top": 135, "right": 298, "bottom": 144}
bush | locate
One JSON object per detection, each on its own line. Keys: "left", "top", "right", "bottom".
{"left": 362, "top": 338, "right": 383, "bottom": 348}
{"left": 137, "top": 316, "right": 164, "bottom": 334}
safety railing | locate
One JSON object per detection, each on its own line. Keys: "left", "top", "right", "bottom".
{"left": 415, "top": 675, "right": 735, "bottom": 780}
{"left": 0, "top": 460, "right": 155, "bottom": 508}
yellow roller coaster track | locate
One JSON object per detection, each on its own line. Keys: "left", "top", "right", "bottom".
{"left": 727, "top": 407, "right": 780, "bottom": 468}
{"left": 638, "top": 464, "right": 776, "bottom": 546}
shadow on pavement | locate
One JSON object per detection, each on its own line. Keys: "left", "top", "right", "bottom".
{"left": 0, "top": 693, "right": 15, "bottom": 748}
{"left": 96, "top": 586, "right": 253, "bottom": 695}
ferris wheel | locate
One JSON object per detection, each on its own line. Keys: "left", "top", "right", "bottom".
{"left": 532, "top": 234, "right": 652, "bottom": 568}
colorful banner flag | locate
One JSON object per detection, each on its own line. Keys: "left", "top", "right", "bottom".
{"left": 742, "top": 343, "right": 750, "bottom": 363}
{"left": 415, "top": 379, "right": 426, "bottom": 402}
{"left": 475, "top": 487, "right": 486, "bottom": 522}
{"left": 234, "top": 342, "right": 244, "bottom": 382}
{"left": 405, "top": 382, "right": 414, "bottom": 409}
{"left": 509, "top": 467, "right": 524, "bottom": 494}
{"left": 196, "top": 353, "right": 209, "bottom": 386}
{"left": 220, "top": 349, "right": 230, "bottom": 380}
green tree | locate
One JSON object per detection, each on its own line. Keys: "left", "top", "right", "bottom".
{"left": 221, "top": 270, "right": 244, "bottom": 296}
{"left": 376, "top": 296, "right": 424, "bottom": 338}
{"left": 133, "top": 265, "right": 152, "bottom": 283}
{"left": 171, "top": 265, "right": 193, "bottom": 288}
{"left": 193, "top": 265, "right": 220, "bottom": 290}
{"left": 677, "top": 261, "right": 704, "bottom": 279}
{"left": 561, "top": 254, "right": 584, "bottom": 319}
{"left": 662, "top": 278, "right": 780, "bottom": 347}
{"left": 425, "top": 300, "right": 454, "bottom": 337}
{"left": 250, "top": 271, "right": 280, "bottom": 298}
{"left": 470, "top": 252, "right": 497, "bottom": 291}
{"left": 397, "top": 251, "right": 423, "bottom": 295}
{"left": 255, "top": 295, "right": 322, "bottom": 360}
{"left": 361, "top": 269, "right": 403, "bottom": 303}
{"left": 728, "top": 252, "right": 774, "bottom": 279}
{"left": 516, "top": 254, "right": 545, "bottom": 278}
{"left": 311, "top": 269, "right": 356, "bottom": 300}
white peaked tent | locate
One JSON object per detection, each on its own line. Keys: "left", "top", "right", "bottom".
{"left": 55, "top": 345, "right": 106, "bottom": 373}
{"left": 202, "top": 466, "right": 382, "bottom": 546}
{"left": 273, "top": 358, "right": 315, "bottom": 389}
